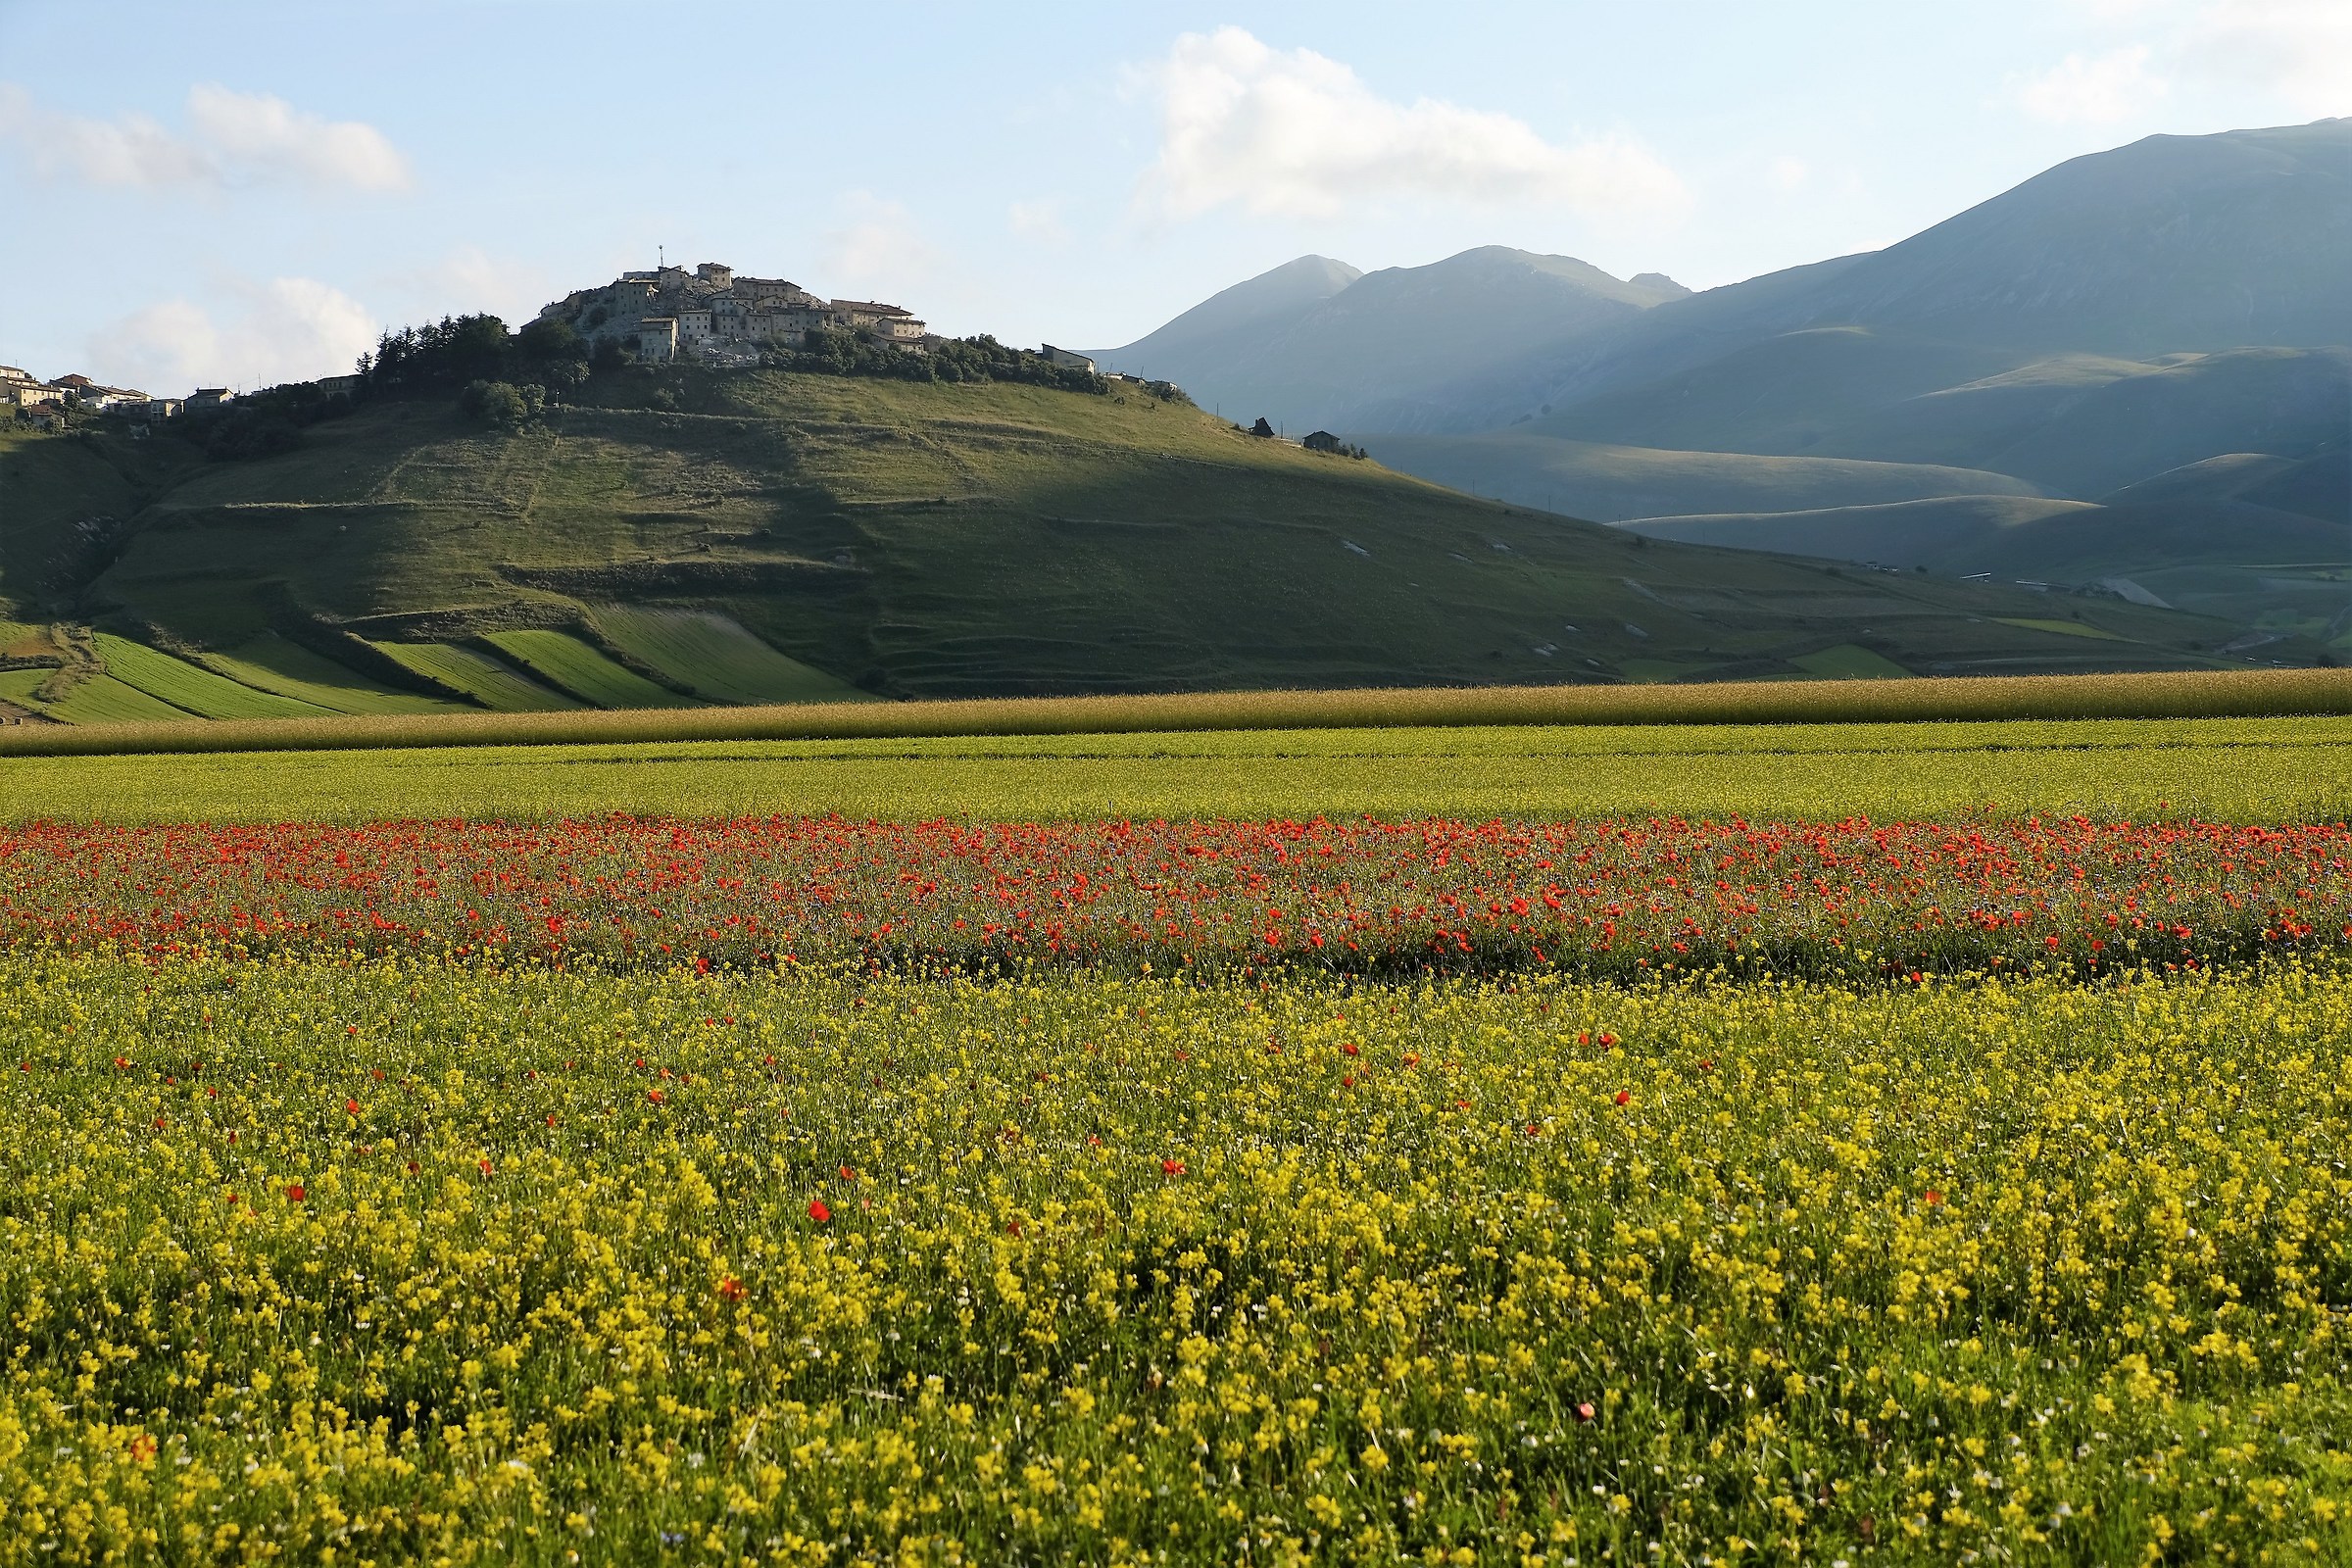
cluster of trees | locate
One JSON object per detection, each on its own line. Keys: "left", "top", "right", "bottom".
{"left": 765, "top": 330, "right": 1109, "bottom": 394}
{"left": 460, "top": 379, "right": 548, "bottom": 429}
{"left": 190, "top": 379, "right": 360, "bottom": 462}
{"left": 360, "top": 315, "right": 591, "bottom": 397}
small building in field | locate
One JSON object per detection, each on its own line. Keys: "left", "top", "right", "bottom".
{"left": 186, "top": 388, "right": 234, "bottom": 411}
{"left": 1040, "top": 345, "right": 1096, "bottom": 372}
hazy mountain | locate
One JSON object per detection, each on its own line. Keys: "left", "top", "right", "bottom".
{"left": 1096, "top": 247, "right": 1687, "bottom": 432}
{"left": 1513, "top": 118, "right": 2352, "bottom": 432}
{"left": 1351, "top": 434, "right": 2049, "bottom": 522}
{"left": 1089, "top": 255, "right": 1359, "bottom": 383}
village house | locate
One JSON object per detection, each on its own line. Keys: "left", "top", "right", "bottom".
{"left": 632, "top": 317, "right": 679, "bottom": 364}
{"left": 1040, "top": 345, "right": 1096, "bottom": 372}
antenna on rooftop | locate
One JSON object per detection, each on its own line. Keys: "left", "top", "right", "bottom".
{"left": 659, "top": 244, "right": 664, "bottom": 268}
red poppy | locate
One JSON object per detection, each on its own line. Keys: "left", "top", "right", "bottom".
{"left": 1575, "top": 1401, "right": 1596, "bottom": 1422}
{"left": 285, "top": 1184, "right": 305, "bottom": 1202}
{"left": 344, "top": 1099, "right": 361, "bottom": 1116}
{"left": 1342, "top": 1042, "right": 1360, "bottom": 1056}
{"left": 113, "top": 1055, "right": 130, "bottom": 1070}
{"left": 647, "top": 1089, "right": 664, "bottom": 1104}
{"left": 716, "top": 1276, "right": 746, "bottom": 1301}
{"left": 1924, "top": 1190, "right": 1944, "bottom": 1205}
{"left": 1613, "top": 1090, "right": 1631, "bottom": 1106}
{"left": 839, "top": 1165, "right": 857, "bottom": 1182}
{"left": 1161, "top": 1158, "right": 1186, "bottom": 1176}
{"left": 478, "top": 1158, "right": 493, "bottom": 1175}
{"left": 808, "top": 1200, "right": 832, "bottom": 1223}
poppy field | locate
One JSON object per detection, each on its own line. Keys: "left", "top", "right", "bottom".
{"left": 2, "top": 773, "right": 2350, "bottom": 1563}
{"left": 2, "top": 810, "right": 2348, "bottom": 982}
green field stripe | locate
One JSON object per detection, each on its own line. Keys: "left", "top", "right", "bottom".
{"left": 196, "top": 634, "right": 462, "bottom": 716}
{"left": 480, "top": 630, "right": 698, "bottom": 710}
{"left": 33, "top": 673, "right": 197, "bottom": 725}
{"left": 93, "top": 633, "right": 333, "bottom": 720}
{"left": 370, "top": 641, "right": 584, "bottom": 711}
{"left": 591, "top": 607, "right": 871, "bottom": 706}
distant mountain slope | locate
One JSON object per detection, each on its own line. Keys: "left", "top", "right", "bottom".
{"left": 1097, "top": 247, "right": 1687, "bottom": 433}
{"left": 1511, "top": 118, "right": 2352, "bottom": 433}
{"left": 1351, "top": 433, "right": 2051, "bottom": 523}
{"left": 1089, "top": 254, "right": 1359, "bottom": 381}
{"left": 0, "top": 371, "right": 2288, "bottom": 716}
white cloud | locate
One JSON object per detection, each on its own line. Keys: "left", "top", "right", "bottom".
{"left": 821, "top": 193, "right": 947, "bottom": 303}
{"left": 87, "top": 277, "right": 379, "bottom": 394}
{"left": 1137, "top": 27, "right": 1688, "bottom": 221}
{"left": 1767, "top": 155, "right": 1811, "bottom": 191}
{"left": 385, "top": 245, "right": 549, "bottom": 321}
{"left": 184, "top": 83, "right": 411, "bottom": 191}
{"left": 0, "top": 82, "right": 411, "bottom": 192}
{"left": 2180, "top": 0, "right": 2352, "bottom": 113}
{"left": 2015, "top": 44, "right": 2168, "bottom": 123}
{"left": 1007, "top": 198, "right": 1069, "bottom": 245}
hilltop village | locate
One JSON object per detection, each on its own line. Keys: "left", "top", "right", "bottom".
{"left": 539, "top": 260, "right": 1097, "bottom": 373}
{"left": 7, "top": 259, "right": 1103, "bottom": 436}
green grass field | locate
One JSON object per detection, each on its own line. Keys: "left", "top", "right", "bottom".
{"left": 480, "top": 628, "right": 697, "bottom": 709}
{"left": 90, "top": 632, "right": 335, "bottom": 720}
{"left": 3, "top": 713, "right": 2346, "bottom": 825}
{"left": 368, "top": 640, "right": 582, "bottom": 711}
{"left": 591, "top": 605, "right": 873, "bottom": 705}
{"left": 197, "top": 632, "right": 466, "bottom": 715}
{"left": 33, "top": 673, "right": 194, "bottom": 725}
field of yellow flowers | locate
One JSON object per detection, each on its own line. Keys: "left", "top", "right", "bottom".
{"left": 6, "top": 949, "right": 2350, "bottom": 1565}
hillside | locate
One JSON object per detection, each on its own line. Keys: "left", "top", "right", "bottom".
{"left": 0, "top": 368, "right": 2304, "bottom": 724}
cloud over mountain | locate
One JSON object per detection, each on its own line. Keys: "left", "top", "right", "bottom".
{"left": 1137, "top": 27, "right": 1686, "bottom": 222}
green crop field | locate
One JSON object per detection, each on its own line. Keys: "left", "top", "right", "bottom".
{"left": 3, "top": 713, "right": 2348, "bottom": 826}
{"left": 592, "top": 605, "right": 874, "bottom": 705}
{"left": 481, "top": 628, "right": 698, "bottom": 709}
{"left": 32, "top": 672, "right": 193, "bottom": 725}
{"left": 89, "top": 632, "right": 335, "bottom": 720}
{"left": 197, "top": 632, "right": 466, "bottom": 715}
{"left": 369, "top": 640, "right": 583, "bottom": 711}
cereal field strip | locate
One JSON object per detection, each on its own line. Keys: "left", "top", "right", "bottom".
{"left": 3, "top": 666, "right": 2349, "bottom": 759}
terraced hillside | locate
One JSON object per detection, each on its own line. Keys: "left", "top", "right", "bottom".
{"left": 0, "top": 369, "right": 2317, "bottom": 723}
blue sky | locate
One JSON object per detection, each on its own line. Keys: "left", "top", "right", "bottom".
{"left": 1, "top": 0, "right": 2344, "bottom": 393}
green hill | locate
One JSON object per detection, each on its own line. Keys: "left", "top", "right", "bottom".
{"left": 0, "top": 368, "right": 2318, "bottom": 724}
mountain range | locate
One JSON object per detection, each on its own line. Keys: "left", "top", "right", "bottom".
{"left": 1097, "top": 118, "right": 2352, "bottom": 650}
